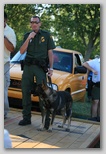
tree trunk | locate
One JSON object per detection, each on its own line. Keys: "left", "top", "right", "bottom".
{"left": 84, "top": 41, "right": 94, "bottom": 61}
{"left": 84, "top": 50, "right": 92, "bottom": 61}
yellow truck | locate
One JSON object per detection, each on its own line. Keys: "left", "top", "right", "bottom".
{"left": 8, "top": 47, "right": 87, "bottom": 108}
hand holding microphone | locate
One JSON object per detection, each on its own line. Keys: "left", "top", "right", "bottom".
{"left": 20, "top": 31, "right": 36, "bottom": 54}
{"left": 28, "top": 31, "right": 36, "bottom": 42}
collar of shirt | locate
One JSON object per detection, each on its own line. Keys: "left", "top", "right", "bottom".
{"left": 4, "top": 24, "right": 9, "bottom": 31}
{"left": 31, "top": 29, "right": 41, "bottom": 35}
{"left": 95, "top": 57, "right": 100, "bottom": 63}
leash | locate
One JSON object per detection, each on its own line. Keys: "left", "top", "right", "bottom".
{"left": 48, "top": 76, "right": 53, "bottom": 89}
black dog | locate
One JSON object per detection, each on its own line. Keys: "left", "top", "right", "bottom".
{"left": 36, "top": 82, "right": 73, "bottom": 132}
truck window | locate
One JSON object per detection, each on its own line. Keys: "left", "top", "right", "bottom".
{"left": 53, "top": 50, "right": 73, "bottom": 73}
{"left": 74, "top": 54, "right": 81, "bottom": 66}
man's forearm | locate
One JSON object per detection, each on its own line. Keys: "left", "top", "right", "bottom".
{"left": 48, "top": 50, "right": 54, "bottom": 68}
{"left": 20, "top": 38, "right": 30, "bottom": 54}
{"left": 20, "top": 32, "right": 36, "bottom": 54}
{"left": 4, "top": 36, "right": 14, "bottom": 52}
{"left": 83, "top": 62, "right": 94, "bottom": 73}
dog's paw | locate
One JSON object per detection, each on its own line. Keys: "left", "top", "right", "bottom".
{"left": 66, "top": 128, "right": 70, "bottom": 132}
{"left": 37, "top": 127, "right": 46, "bottom": 131}
{"left": 37, "top": 128, "right": 43, "bottom": 131}
{"left": 47, "top": 129, "right": 52, "bottom": 133}
{"left": 58, "top": 125, "right": 63, "bottom": 128}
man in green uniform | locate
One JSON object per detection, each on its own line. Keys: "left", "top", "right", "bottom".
{"left": 18, "top": 16, "right": 56, "bottom": 128}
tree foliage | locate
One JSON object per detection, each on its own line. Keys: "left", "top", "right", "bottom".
{"left": 4, "top": 4, "right": 100, "bottom": 60}
{"left": 4, "top": 4, "right": 36, "bottom": 54}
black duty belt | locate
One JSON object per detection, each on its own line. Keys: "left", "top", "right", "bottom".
{"left": 24, "top": 57, "right": 39, "bottom": 65}
{"left": 23, "top": 56, "right": 48, "bottom": 73}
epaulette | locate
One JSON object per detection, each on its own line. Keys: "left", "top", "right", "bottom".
{"left": 40, "top": 29, "right": 50, "bottom": 34}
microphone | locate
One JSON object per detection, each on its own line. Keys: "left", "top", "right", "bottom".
{"left": 30, "top": 39, "right": 32, "bottom": 43}
{"left": 30, "top": 31, "right": 36, "bottom": 43}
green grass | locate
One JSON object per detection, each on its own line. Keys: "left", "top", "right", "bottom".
{"left": 72, "top": 93, "right": 92, "bottom": 119}
{"left": 72, "top": 93, "right": 100, "bottom": 148}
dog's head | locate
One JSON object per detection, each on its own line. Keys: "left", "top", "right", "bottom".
{"left": 35, "top": 81, "right": 50, "bottom": 97}
{"left": 35, "top": 81, "right": 57, "bottom": 103}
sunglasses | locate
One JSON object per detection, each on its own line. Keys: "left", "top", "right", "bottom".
{"left": 30, "top": 21, "right": 40, "bottom": 24}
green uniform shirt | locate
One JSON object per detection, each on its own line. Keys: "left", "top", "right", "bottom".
{"left": 22, "top": 29, "right": 56, "bottom": 60}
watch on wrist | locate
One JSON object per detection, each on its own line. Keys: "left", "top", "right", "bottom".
{"left": 49, "top": 68, "right": 53, "bottom": 71}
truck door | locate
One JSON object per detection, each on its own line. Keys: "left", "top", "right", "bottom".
{"left": 71, "top": 54, "right": 87, "bottom": 101}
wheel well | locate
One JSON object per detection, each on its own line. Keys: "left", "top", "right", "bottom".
{"left": 65, "top": 88, "right": 71, "bottom": 93}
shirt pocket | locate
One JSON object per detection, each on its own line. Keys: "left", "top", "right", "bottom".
{"left": 39, "top": 41, "right": 47, "bottom": 51}
{"left": 27, "top": 41, "right": 35, "bottom": 51}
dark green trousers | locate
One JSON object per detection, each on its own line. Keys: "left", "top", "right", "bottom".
{"left": 22, "top": 64, "right": 48, "bottom": 120}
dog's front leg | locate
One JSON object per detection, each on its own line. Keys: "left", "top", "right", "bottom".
{"left": 40, "top": 114, "right": 46, "bottom": 130}
{"left": 47, "top": 123, "right": 52, "bottom": 132}
{"left": 38, "top": 110, "right": 46, "bottom": 131}
{"left": 47, "top": 111, "right": 55, "bottom": 132}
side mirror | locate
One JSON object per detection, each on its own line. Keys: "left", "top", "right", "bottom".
{"left": 75, "top": 66, "right": 87, "bottom": 74}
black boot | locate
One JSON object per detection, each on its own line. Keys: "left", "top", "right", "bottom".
{"left": 18, "top": 119, "right": 31, "bottom": 126}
